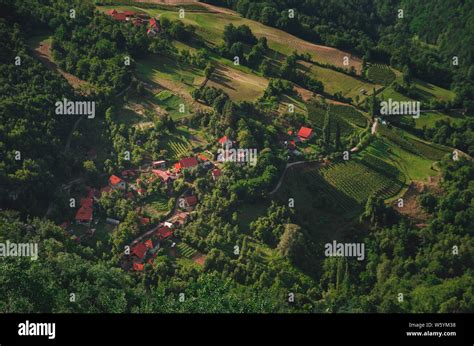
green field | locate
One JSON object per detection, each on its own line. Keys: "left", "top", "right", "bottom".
{"left": 137, "top": 54, "right": 205, "bottom": 89}
{"left": 154, "top": 90, "right": 191, "bottom": 119}
{"left": 142, "top": 194, "right": 170, "bottom": 218}
{"left": 379, "top": 73, "right": 455, "bottom": 103}
{"left": 413, "top": 110, "right": 466, "bottom": 129}
{"left": 304, "top": 62, "right": 381, "bottom": 101}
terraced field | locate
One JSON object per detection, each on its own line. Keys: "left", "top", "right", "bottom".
{"left": 366, "top": 64, "right": 396, "bottom": 85}
{"left": 166, "top": 137, "right": 192, "bottom": 160}
{"left": 307, "top": 103, "right": 366, "bottom": 137}
{"left": 177, "top": 242, "right": 198, "bottom": 258}
{"left": 313, "top": 158, "right": 404, "bottom": 208}
{"left": 378, "top": 125, "right": 449, "bottom": 161}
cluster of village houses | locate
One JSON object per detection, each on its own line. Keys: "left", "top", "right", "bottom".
{"left": 59, "top": 137, "right": 232, "bottom": 271}
{"left": 106, "top": 9, "right": 162, "bottom": 37}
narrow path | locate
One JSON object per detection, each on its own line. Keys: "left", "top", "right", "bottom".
{"left": 269, "top": 160, "right": 314, "bottom": 195}
{"left": 371, "top": 119, "right": 378, "bottom": 135}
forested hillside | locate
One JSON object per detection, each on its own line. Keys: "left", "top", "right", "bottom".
{"left": 204, "top": 0, "right": 474, "bottom": 109}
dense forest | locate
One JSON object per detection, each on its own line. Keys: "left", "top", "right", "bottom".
{"left": 0, "top": 0, "right": 472, "bottom": 313}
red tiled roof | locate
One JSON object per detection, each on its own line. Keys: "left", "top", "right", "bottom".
{"left": 75, "top": 206, "right": 93, "bottom": 222}
{"left": 133, "top": 262, "right": 144, "bottom": 271}
{"left": 152, "top": 169, "right": 170, "bottom": 182}
{"left": 179, "top": 157, "right": 198, "bottom": 169}
{"left": 150, "top": 18, "right": 157, "bottom": 27}
{"left": 123, "top": 10, "right": 136, "bottom": 16}
{"left": 80, "top": 197, "right": 93, "bottom": 208}
{"left": 156, "top": 226, "right": 173, "bottom": 240}
{"left": 131, "top": 243, "right": 147, "bottom": 259}
{"left": 297, "top": 126, "right": 313, "bottom": 139}
{"left": 288, "top": 130, "right": 293, "bottom": 135}
{"left": 109, "top": 175, "right": 123, "bottom": 186}
{"left": 112, "top": 13, "right": 127, "bottom": 21}
{"left": 218, "top": 135, "right": 228, "bottom": 144}
{"left": 184, "top": 195, "right": 197, "bottom": 207}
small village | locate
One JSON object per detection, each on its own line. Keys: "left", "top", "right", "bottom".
{"left": 58, "top": 123, "right": 314, "bottom": 272}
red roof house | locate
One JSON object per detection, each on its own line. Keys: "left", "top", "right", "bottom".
{"left": 131, "top": 243, "right": 147, "bottom": 259}
{"left": 112, "top": 13, "right": 127, "bottom": 21}
{"left": 218, "top": 135, "right": 232, "bottom": 147}
{"left": 176, "top": 157, "right": 198, "bottom": 171}
{"left": 297, "top": 126, "right": 313, "bottom": 141}
{"left": 133, "top": 262, "right": 144, "bottom": 271}
{"left": 75, "top": 206, "right": 93, "bottom": 223}
{"left": 109, "top": 175, "right": 126, "bottom": 189}
{"left": 152, "top": 169, "right": 171, "bottom": 183}
{"left": 156, "top": 226, "right": 173, "bottom": 240}
{"left": 107, "top": 9, "right": 118, "bottom": 16}
{"left": 80, "top": 197, "right": 93, "bottom": 208}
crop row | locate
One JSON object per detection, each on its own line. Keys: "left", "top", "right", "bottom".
{"left": 177, "top": 242, "right": 197, "bottom": 258}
